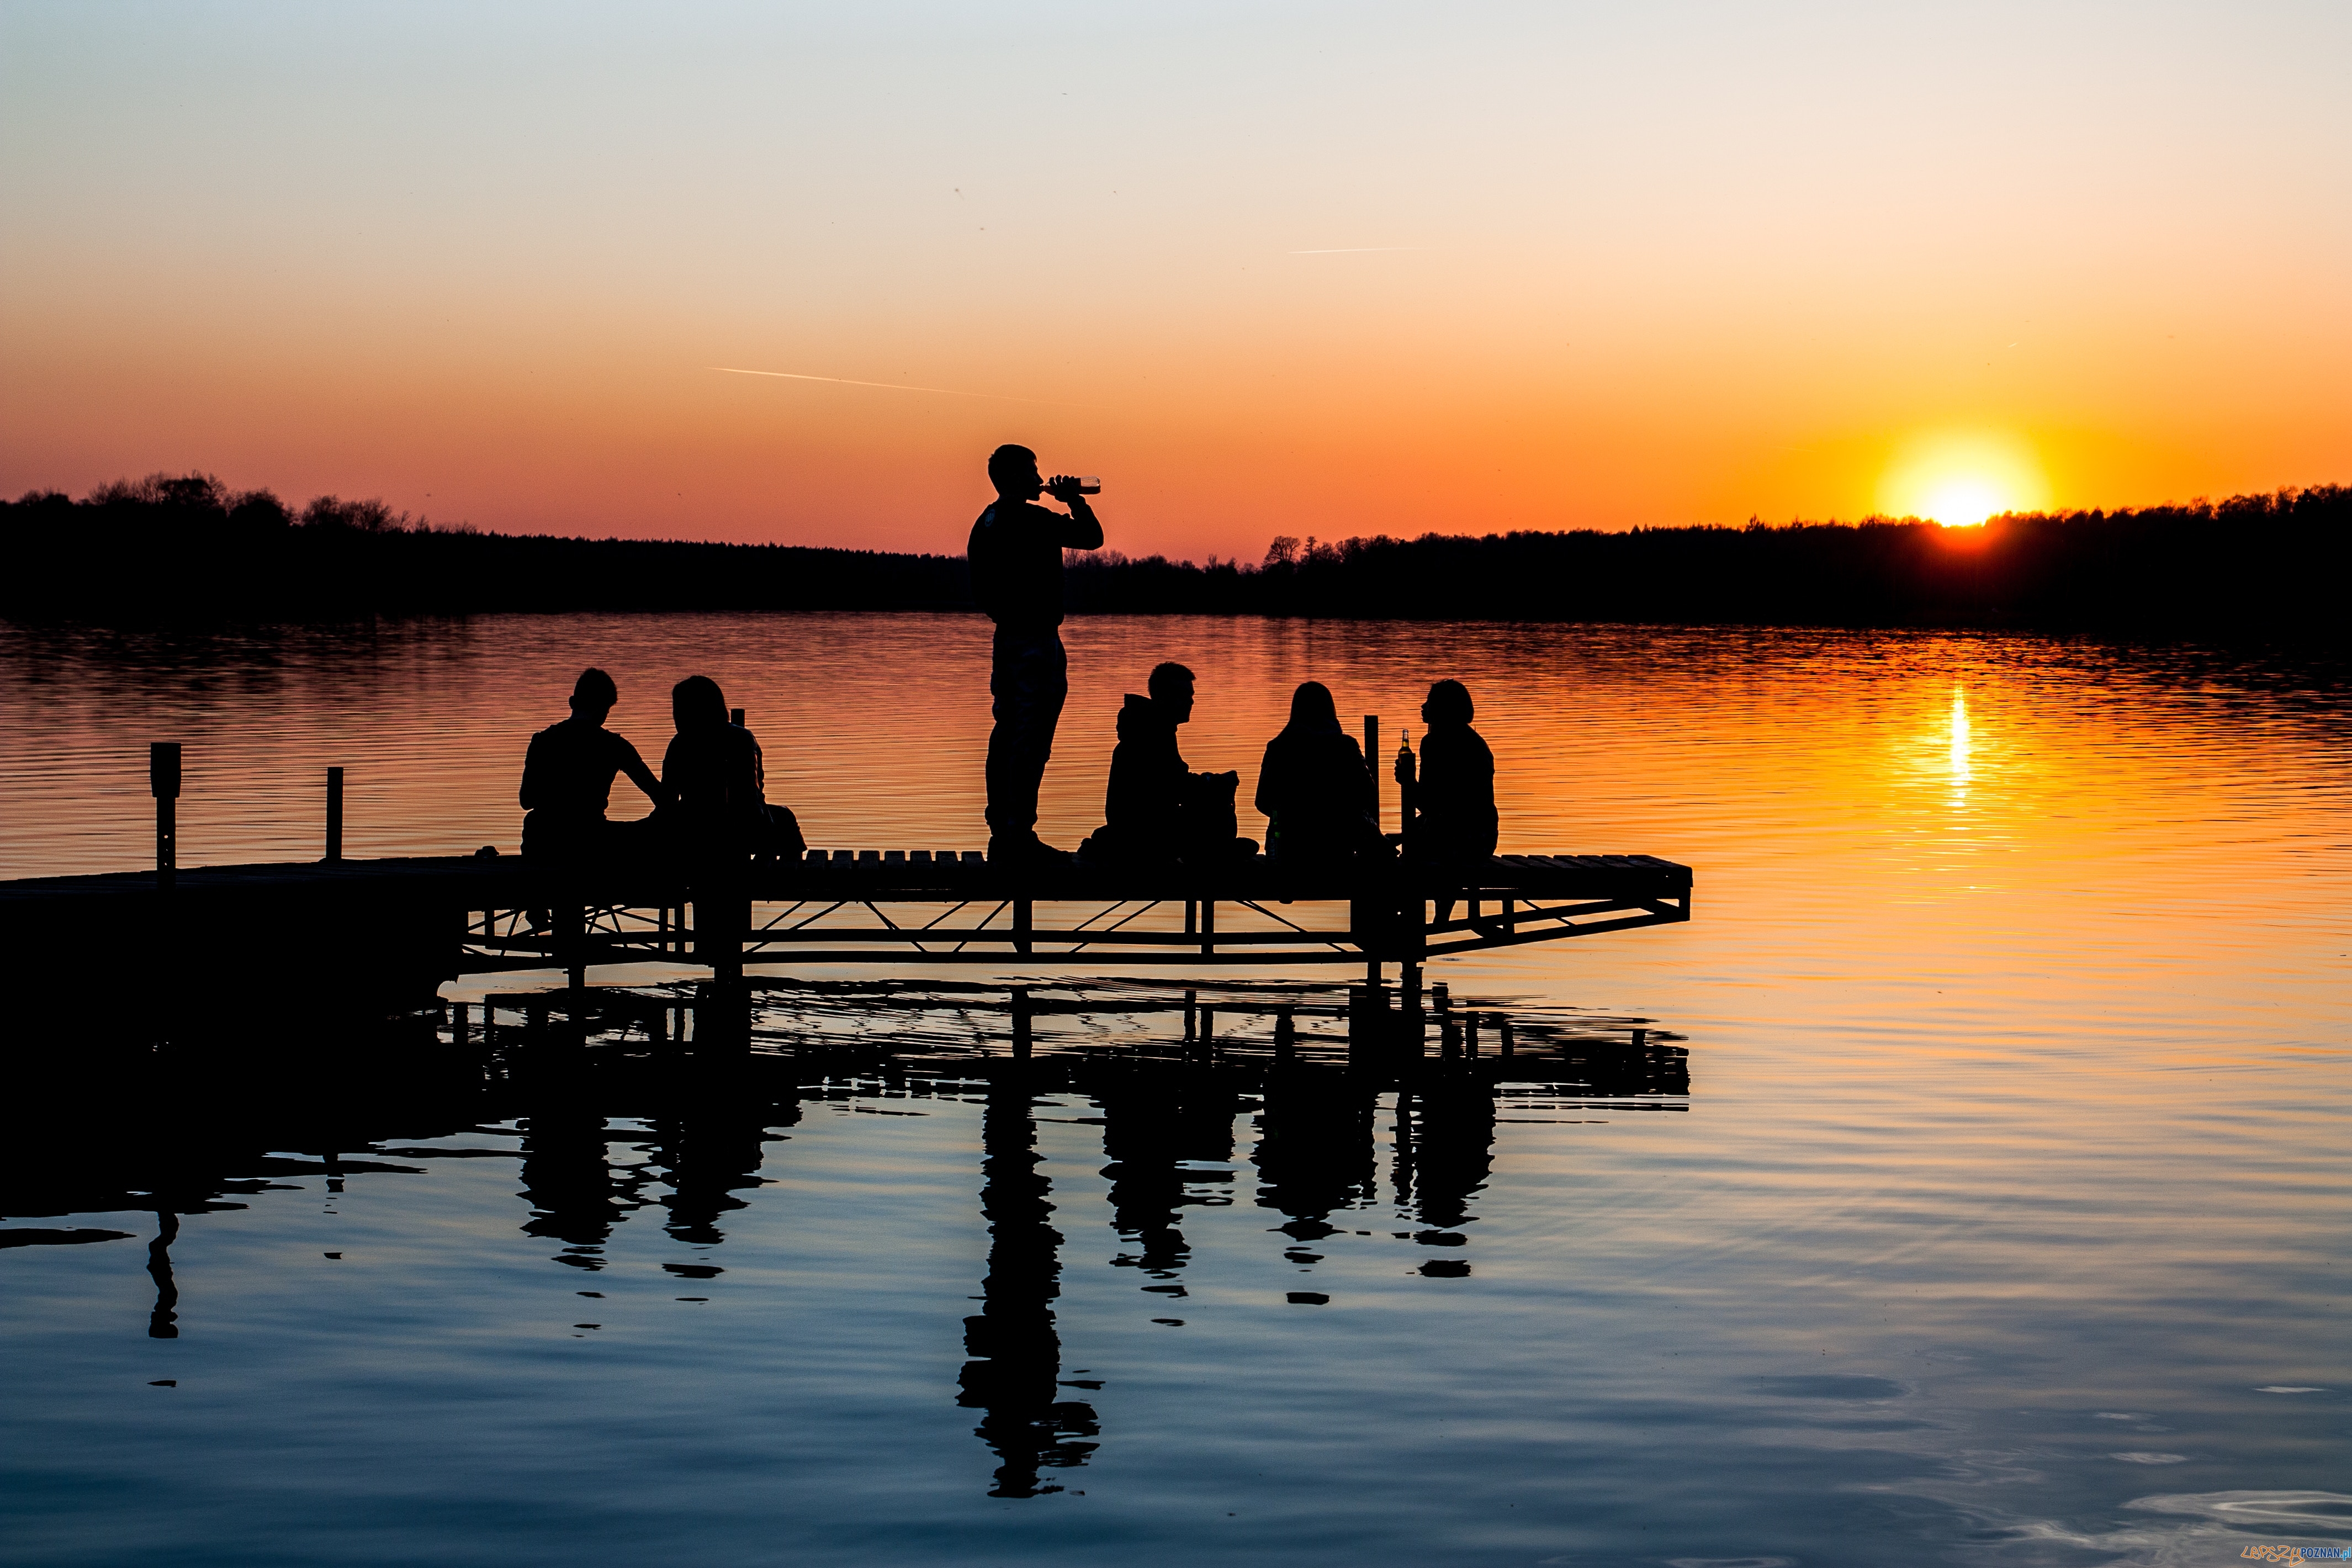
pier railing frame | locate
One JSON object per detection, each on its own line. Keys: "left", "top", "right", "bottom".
{"left": 453, "top": 852, "right": 1692, "bottom": 983}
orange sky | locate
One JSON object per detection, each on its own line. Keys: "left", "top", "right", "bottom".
{"left": 3, "top": 3, "right": 2346, "bottom": 560}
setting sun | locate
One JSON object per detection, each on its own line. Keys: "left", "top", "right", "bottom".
{"left": 1878, "top": 431, "right": 2052, "bottom": 527}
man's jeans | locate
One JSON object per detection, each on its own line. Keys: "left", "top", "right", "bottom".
{"left": 985, "top": 627, "right": 1068, "bottom": 838}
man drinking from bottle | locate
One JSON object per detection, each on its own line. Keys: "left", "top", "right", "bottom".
{"left": 968, "top": 443, "right": 1104, "bottom": 864}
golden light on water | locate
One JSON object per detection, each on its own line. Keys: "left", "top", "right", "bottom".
{"left": 1878, "top": 431, "right": 2052, "bottom": 526}
{"left": 1948, "top": 684, "right": 1972, "bottom": 802}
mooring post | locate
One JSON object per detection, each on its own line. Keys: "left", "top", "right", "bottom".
{"left": 149, "top": 742, "right": 180, "bottom": 894}
{"left": 325, "top": 766, "right": 344, "bottom": 862}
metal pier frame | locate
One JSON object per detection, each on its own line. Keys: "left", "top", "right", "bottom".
{"left": 458, "top": 851, "right": 1693, "bottom": 982}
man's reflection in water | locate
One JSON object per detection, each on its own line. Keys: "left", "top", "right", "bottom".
{"left": 146, "top": 1210, "right": 179, "bottom": 1339}
{"left": 957, "top": 1067, "right": 1098, "bottom": 1498}
{"left": 517, "top": 1109, "right": 648, "bottom": 1269}
{"left": 1096, "top": 1074, "right": 1239, "bottom": 1285}
{"left": 1253, "top": 1069, "right": 1378, "bottom": 1251}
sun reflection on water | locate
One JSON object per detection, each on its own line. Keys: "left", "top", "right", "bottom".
{"left": 1948, "top": 684, "right": 1972, "bottom": 803}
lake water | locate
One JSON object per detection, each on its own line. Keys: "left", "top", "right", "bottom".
{"left": 1, "top": 613, "right": 2346, "bottom": 1566}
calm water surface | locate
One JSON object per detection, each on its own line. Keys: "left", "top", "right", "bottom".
{"left": 1, "top": 614, "right": 2345, "bottom": 1566}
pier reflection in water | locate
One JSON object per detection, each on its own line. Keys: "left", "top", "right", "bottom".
{"left": 7, "top": 980, "right": 1683, "bottom": 1500}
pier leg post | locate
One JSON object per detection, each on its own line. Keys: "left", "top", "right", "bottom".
{"left": 1014, "top": 898, "right": 1032, "bottom": 957}
{"left": 1183, "top": 989, "right": 1196, "bottom": 1042}
{"left": 1010, "top": 986, "right": 1032, "bottom": 1059}
{"left": 1199, "top": 898, "right": 1214, "bottom": 959}
{"left": 150, "top": 743, "right": 179, "bottom": 896}
{"left": 1500, "top": 1016, "right": 1514, "bottom": 1058}
{"left": 1275, "top": 1008, "right": 1296, "bottom": 1062}
{"left": 559, "top": 898, "right": 586, "bottom": 992}
{"left": 693, "top": 877, "right": 746, "bottom": 986}
{"left": 325, "top": 766, "right": 343, "bottom": 862}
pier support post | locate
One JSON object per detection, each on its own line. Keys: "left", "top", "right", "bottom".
{"left": 1010, "top": 986, "right": 1032, "bottom": 1059}
{"left": 150, "top": 743, "right": 179, "bottom": 895}
{"left": 1014, "top": 898, "right": 1032, "bottom": 956}
{"left": 325, "top": 767, "right": 343, "bottom": 862}
{"left": 1364, "top": 716, "right": 1380, "bottom": 830}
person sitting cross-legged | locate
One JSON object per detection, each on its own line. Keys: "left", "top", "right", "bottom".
{"left": 1079, "top": 661, "right": 1257, "bottom": 868}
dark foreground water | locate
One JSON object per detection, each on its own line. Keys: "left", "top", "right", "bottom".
{"left": 1, "top": 614, "right": 2346, "bottom": 1566}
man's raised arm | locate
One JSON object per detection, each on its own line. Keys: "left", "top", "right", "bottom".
{"left": 1045, "top": 476, "right": 1105, "bottom": 551}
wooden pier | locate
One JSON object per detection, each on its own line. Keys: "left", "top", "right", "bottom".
{"left": 1, "top": 846, "right": 1689, "bottom": 1030}
{"left": 1, "top": 741, "right": 1689, "bottom": 1032}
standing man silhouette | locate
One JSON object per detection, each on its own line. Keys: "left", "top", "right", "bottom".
{"left": 969, "top": 444, "right": 1104, "bottom": 863}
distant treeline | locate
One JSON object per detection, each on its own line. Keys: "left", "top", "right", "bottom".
{"left": 4, "top": 472, "right": 2344, "bottom": 639}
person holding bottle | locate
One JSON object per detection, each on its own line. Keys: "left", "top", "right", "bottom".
{"left": 967, "top": 444, "right": 1104, "bottom": 865}
{"left": 1395, "top": 678, "right": 1497, "bottom": 871}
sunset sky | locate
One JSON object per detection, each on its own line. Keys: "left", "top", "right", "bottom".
{"left": 3, "top": 2, "right": 2345, "bottom": 560}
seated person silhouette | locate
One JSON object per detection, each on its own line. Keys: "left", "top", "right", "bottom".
{"left": 519, "top": 667, "right": 666, "bottom": 861}
{"left": 1254, "top": 681, "right": 1383, "bottom": 869}
{"left": 1080, "top": 661, "right": 1257, "bottom": 867}
{"left": 1396, "top": 677, "right": 1498, "bottom": 883}
{"left": 658, "top": 676, "right": 803, "bottom": 864}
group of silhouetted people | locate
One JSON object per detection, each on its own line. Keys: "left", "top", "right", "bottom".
{"left": 516, "top": 443, "right": 1497, "bottom": 878}
{"left": 520, "top": 668, "right": 802, "bottom": 871}
{"left": 1077, "top": 664, "right": 1496, "bottom": 875}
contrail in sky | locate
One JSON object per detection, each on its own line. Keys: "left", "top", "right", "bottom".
{"left": 711, "top": 366, "right": 1077, "bottom": 406}
{"left": 1286, "top": 247, "right": 1421, "bottom": 254}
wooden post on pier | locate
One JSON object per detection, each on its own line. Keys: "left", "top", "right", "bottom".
{"left": 1199, "top": 898, "right": 1215, "bottom": 957}
{"left": 1363, "top": 715, "right": 1380, "bottom": 831}
{"left": 325, "top": 767, "right": 344, "bottom": 862}
{"left": 1010, "top": 986, "right": 1032, "bottom": 1058}
{"left": 149, "top": 743, "right": 180, "bottom": 894}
